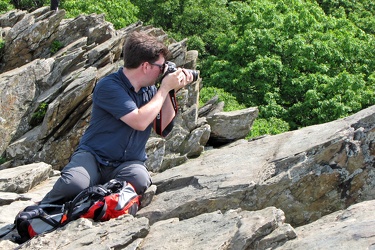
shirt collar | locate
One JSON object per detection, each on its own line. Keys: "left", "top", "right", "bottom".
{"left": 119, "top": 67, "right": 150, "bottom": 93}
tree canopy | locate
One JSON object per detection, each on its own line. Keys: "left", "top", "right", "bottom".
{"left": 201, "top": 0, "right": 375, "bottom": 129}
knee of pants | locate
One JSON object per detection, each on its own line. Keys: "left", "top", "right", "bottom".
{"left": 60, "top": 168, "right": 92, "bottom": 195}
{"left": 132, "top": 175, "right": 152, "bottom": 195}
{"left": 116, "top": 169, "right": 151, "bottom": 195}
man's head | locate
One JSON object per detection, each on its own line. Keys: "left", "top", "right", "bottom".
{"left": 123, "top": 31, "right": 170, "bottom": 69}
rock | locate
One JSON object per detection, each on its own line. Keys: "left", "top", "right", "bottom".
{"left": 145, "top": 138, "right": 166, "bottom": 173}
{"left": 207, "top": 107, "right": 259, "bottom": 145}
{"left": 1, "top": 103, "right": 375, "bottom": 250}
{"left": 18, "top": 216, "right": 150, "bottom": 250}
{"left": 0, "top": 192, "right": 23, "bottom": 206}
{"left": 140, "top": 207, "right": 294, "bottom": 250}
{"left": 137, "top": 106, "right": 375, "bottom": 228}
{"left": 0, "top": 59, "right": 53, "bottom": 155}
{"left": 179, "top": 124, "right": 211, "bottom": 157}
{"left": 0, "top": 162, "right": 51, "bottom": 193}
{"left": 1, "top": 7, "right": 65, "bottom": 72}
{"left": 280, "top": 200, "right": 375, "bottom": 249}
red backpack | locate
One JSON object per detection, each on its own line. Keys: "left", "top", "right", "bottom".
{"left": 62, "top": 179, "right": 140, "bottom": 223}
{"left": 9, "top": 180, "right": 140, "bottom": 244}
{"left": 69, "top": 180, "right": 140, "bottom": 222}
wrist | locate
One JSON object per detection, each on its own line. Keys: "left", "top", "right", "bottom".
{"left": 157, "top": 83, "right": 171, "bottom": 97}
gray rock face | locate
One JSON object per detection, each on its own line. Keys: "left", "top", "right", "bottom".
{"left": 207, "top": 107, "right": 259, "bottom": 145}
{"left": 0, "top": 6, "right": 375, "bottom": 250}
{"left": 280, "top": 200, "right": 375, "bottom": 250}
{"left": 1, "top": 106, "right": 375, "bottom": 249}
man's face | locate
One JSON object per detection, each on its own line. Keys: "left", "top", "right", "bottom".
{"left": 147, "top": 56, "right": 166, "bottom": 85}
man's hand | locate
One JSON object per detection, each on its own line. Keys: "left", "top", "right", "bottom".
{"left": 161, "top": 68, "right": 194, "bottom": 92}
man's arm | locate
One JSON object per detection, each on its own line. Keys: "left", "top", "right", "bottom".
{"left": 121, "top": 85, "right": 169, "bottom": 131}
{"left": 121, "top": 69, "right": 192, "bottom": 131}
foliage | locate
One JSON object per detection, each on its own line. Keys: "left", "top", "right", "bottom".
{"left": 0, "top": 38, "right": 4, "bottom": 48}
{"left": 0, "top": 156, "right": 6, "bottom": 164}
{"left": 199, "top": 86, "right": 246, "bottom": 112}
{"left": 50, "top": 40, "right": 63, "bottom": 54}
{"left": 61, "top": 0, "right": 139, "bottom": 29}
{"left": 130, "top": 0, "right": 375, "bottom": 134}
{"left": 0, "top": 0, "right": 14, "bottom": 13}
{"left": 0, "top": 38, "right": 5, "bottom": 59}
{"left": 10, "top": 0, "right": 47, "bottom": 10}
{"left": 131, "top": 0, "right": 233, "bottom": 57}
{"left": 247, "top": 117, "right": 290, "bottom": 139}
{"left": 316, "top": 0, "right": 375, "bottom": 34}
{"left": 200, "top": 0, "right": 375, "bottom": 130}
{"left": 30, "top": 102, "right": 48, "bottom": 127}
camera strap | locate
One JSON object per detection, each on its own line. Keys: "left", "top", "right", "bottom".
{"left": 153, "top": 89, "right": 178, "bottom": 137}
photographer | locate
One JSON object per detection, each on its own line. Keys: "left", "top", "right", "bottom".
{"left": 40, "top": 31, "right": 195, "bottom": 205}
{"left": 50, "top": 0, "right": 59, "bottom": 11}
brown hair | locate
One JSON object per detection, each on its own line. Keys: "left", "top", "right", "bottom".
{"left": 123, "top": 31, "right": 170, "bottom": 68}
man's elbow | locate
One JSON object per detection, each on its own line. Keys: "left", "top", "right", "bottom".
{"left": 120, "top": 116, "right": 148, "bottom": 131}
{"left": 134, "top": 124, "right": 149, "bottom": 131}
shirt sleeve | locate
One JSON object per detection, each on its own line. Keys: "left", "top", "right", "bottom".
{"left": 93, "top": 80, "right": 136, "bottom": 120}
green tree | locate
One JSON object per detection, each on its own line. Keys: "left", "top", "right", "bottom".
{"left": 316, "top": 0, "right": 375, "bottom": 34}
{"left": 10, "top": 0, "right": 47, "bottom": 10}
{"left": 202, "top": 0, "right": 375, "bottom": 129}
{"left": 199, "top": 86, "right": 246, "bottom": 112}
{"left": 248, "top": 117, "right": 290, "bottom": 139}
{"left": 0, "top": 0, "right": 17, "bottom": 13}
{"left": 61, "top": 0, "right": 139, "bottom": 29}
{"left": 131, "top": 0, "right": 233, "bottom": 57}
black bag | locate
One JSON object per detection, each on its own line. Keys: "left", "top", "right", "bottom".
{"left": 14, "top": 204, "right": 64, "bottom": 243}
{"left": 7, "top": 179, "right": 140, "bottom": 244}
{"left": 64, "top": 179, "right": 140, "bottom": 222}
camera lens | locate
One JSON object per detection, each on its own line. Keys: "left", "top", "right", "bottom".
{"left": 164, "top": 61, "right": 199, "bottom": 82}
{"left": 187, "top": 69, "right": 199, "bottom": 82}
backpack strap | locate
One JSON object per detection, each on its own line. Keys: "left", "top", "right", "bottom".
{"left": 93, "top": 182, "right": 140, "bottom": 221}
{"left": 37, "top": 211, "right": 61, "bottom": 227}
{"left": 61, "top": 185, "right": 110, "bottom": 224}
{"left": 0, "top": 224, "right": 16, "bottom": 238}
{"left": 92, "top": 201, "right": 108, "bottom": 221}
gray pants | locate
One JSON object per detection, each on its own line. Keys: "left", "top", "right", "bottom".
{"left": 41, "top": 150, "right": 152, "bottom": 204}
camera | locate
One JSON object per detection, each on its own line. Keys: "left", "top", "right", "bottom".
{"left": 164, "top": 61, "right": 199, "bottom": 82}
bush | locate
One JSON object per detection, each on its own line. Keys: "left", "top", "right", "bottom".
{"left": 0, "top": 156, "right": 6, "bottom": 164}
{"left": 199, "top": 86, "right": 246, "bottom": 112}
{"left": 0, "top": 0, "right": 14, "bottom": 13}
{"left": 30, "top": 102, "right": 48, "bottom": 127}
{"left": 50, "top": 40, "right": 63, "bottom": 54}
{"left": 0, "top": 38, "right": 4, "bottom": 48}
{"left": 10, "top": 0, "right": 47, "bottom": 10}
{"left": 247, "top": 117, "right": 290, "bottom": 139}
{"left": 61, "top": 0, "right": 139, "bottom": 29}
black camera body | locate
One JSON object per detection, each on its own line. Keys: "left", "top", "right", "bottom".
{"left": 164, "top": 61, "right": 199, "bottom": 82}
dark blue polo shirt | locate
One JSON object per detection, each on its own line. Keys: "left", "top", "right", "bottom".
{"left": 78, "top": 67, "right": 157, "bottom": 166}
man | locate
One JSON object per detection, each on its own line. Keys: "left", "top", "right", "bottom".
{"left": 40, "top": 31, "right": 194, "bottom": 204}
{"left": 50, "top": 0, "right": 59, "bottom": 11}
